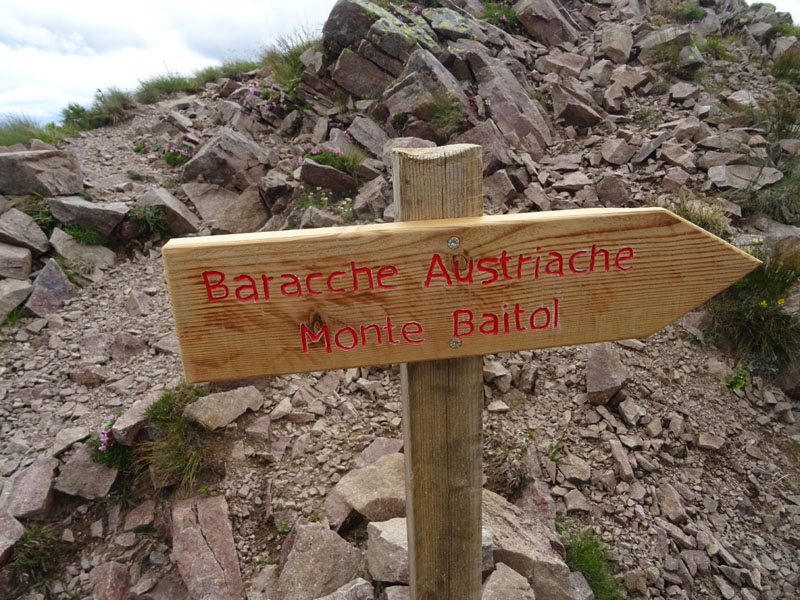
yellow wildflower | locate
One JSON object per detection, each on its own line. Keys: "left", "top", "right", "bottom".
{"left": 778, "top": 298, "right": 785, "bottom": 306}
{"left": 759, "top": 300, "right": 767, "bottom": 307}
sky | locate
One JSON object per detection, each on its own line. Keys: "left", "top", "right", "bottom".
{"left": 1, "top": 0, "right": 799, "bottom": 125}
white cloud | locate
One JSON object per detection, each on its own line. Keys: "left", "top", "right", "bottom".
{"left": 0, "top": 0, "right": 336, "bottom": 123}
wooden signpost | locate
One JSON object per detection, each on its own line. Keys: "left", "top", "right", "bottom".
{"left": 163, "top": 145, "right": 760, "bottom": 600}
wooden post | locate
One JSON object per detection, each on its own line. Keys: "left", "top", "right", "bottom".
{"left": 394, "top": 144, "right": 484, "bottom": 600}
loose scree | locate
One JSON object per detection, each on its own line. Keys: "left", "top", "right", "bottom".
{"left": 162, "top": 207, "right": 759, "bottom": 383}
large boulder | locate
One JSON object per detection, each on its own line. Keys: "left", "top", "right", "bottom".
{"left": 0, "top": 242, "right": 32, "bottom": 280}
{"left": 0, "top": 150, "right": 83, "bottom": 196}
{"left": 514, "top": 0, "right": 580, "bottom": 45}
{"left": 54, "top": 444, "right": 117, "bottom": 500}
{"left": 0, "top": 278, "right": 32, "bottom": 321}
{"left": 333, "top": 49, "right": 394, "bottom": 98}
{"left": 322, "top": 0, "right": 395, "bottom": 58}
{"left": 0, "top": 456, "right": 58, "bottom": 520}
{"left": 46, "top": 197, "right": 128, "bottom": 236}
{"left": 182, "top": 128, "right": 270, "bottom": 191}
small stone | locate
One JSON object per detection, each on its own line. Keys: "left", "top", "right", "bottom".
{"left": 586, "top": 343, "right": 628, "bottom": 405}
{"left": 617, "top": 398, "right": 646, "bottom": 427}
{"left": 24, "top": 258, "right": 78, "bottom": 317}
{"left": 697, "top": 432, "right": 726, "bottom": 450}
{"left": 483, "top": 562, "right": 536, "bottom": 599}
{"left": 54, "top": 444, "right": 117, "bottom": 500}
{"left": 609, "top": 439, "right": 634, "bottom": 482}
{"left": 123, "top": 499, "right": 155, "bottom": 531}
{"left": 564, "top": 488, "right": 591, "bottom": 513}
{"left": 354, "top": 438, "right": 404, "bottom": 469}
{"left": 0, "top": 242, "right": 32, "bottom": 279}
{"left": 487, "top": 400, "right": 510, "bottom": 413}
{"left": 183, "top": 386, "right": 263, "bottom": 430}
{"left": 271, "top": 397, "right": 293, "bottom": 420}
{"left": 601, "top": 139, "right": 635, "bottom": 165}
{"left": 367, "top": 517, "right": 409, "bottom": 583}
{"left": 658, "top": 482, "right": 688, "bottom": 523}
{"left": 90, "top": 561, "right": 131, "bottom": 600}
{"left": 0, "top": 510, "right": 24, "bottom": 562}
{"left": 0, "top": 456, "right": 58, "bottom": 519}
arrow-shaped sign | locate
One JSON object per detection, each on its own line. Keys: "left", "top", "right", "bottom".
{"left": 163, "top": 207, "right": 759, "bottom": 383}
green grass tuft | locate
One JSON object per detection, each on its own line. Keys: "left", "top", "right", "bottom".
{"left": 706, "top": 243, "right": 800, "bottom": 375}
{"left": 303, "top": 147, "right": 364, "bottom": 181}
{"left": 18, "top": 198, "right": 58, "bottom": 237}
{"left": 676, "top": 197, "right": 730, "bottom": 239}
{"left": 86, "top": 437, "right": 134, "bottom": 470}
{"left": 65, "top": 223, "right": 106, "bottom": 246}
{"left": 772, "top": 52, "right": 800, "bottom": 85}
{"left": 3, "top": 306, "right": 24, "bottom": 326}
{"left": 481, "top": 2, "right": 518, "bottom": 31}
{"left": 420, "top": 93, "right": 466, "bottom": 141}
{"left": 701, "top": 36, "right": 734, "bottom": 61}
{"left": 135, "top": 72, "right": 192, "bottom": 104}
{"left": 261, "top": 28, "right": 319, "bottom": 94}
{"left": 128, "top": 204, "right": 172, "bottom": 238}
{"left": 138, "top": 384, "right": 216, "bottom": 491}
{"left": 742, "top": 159, "right": 800, "bottom": 226}
{"left": 0, "top": 114, "right": 64, "bottom": 147}
{"left": 9, "top": 525, "right": 56, "bottom": 593}
{"left": 564, "top": 529, "right": 625, "bottom": 600}
{"left": 672, "top": 1, "right": 706, "bottom": 23}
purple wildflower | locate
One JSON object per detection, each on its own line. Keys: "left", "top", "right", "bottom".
{"left": 412, "top": 5, "right": 422, "bottom": 15}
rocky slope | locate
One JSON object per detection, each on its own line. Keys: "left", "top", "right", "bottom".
{"left": 0, "top": 0, "right": 799, "bottom": 598}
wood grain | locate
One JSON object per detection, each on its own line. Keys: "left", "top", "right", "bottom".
{"left": 162, "top": 206, "right": 760, "bottom": 383}
{"left": 395, "top": 144, "right": 483, "bottom": 600}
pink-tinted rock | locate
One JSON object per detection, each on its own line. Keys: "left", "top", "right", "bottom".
{"left": 354, "top": 437, "right": 404, "bottom": 469}
{"left": 0, "top": 208, "right": 49, "bottom": 255}
{"left": 112, "top": 390, "right": 160, "bottom": 445}
{"left": 0, "top": 242, "right": 32, "bottom": 279}
{"left": 110, "top": 332, "right": 146, "bottom": 362}
{"left": 135, "top": 188, "right": 200, "bottom": 236}
{"left": 515, "top": 0, "right": 580, "bottom": 45}
{"left": 90, "top": 561, "right": 131, "bottom": 600}
{"left": 325, "top": 453, "right": 405, "bottom": 525}
{"left": 172, "top": 495, "right": 243, "bottom": 600}
{"left": 0, "top": 456, "right": 58, "bottom": 520}
{"left": 46, "top": 197, "right": 128, "bottom": 236}
{"left": 0, "top": 510, "right": 24, "bottom": 563}
{"left": 54, "top": 444, "right": 118, "bottom": 499}
{"left": 124, "top": 499, "right": 155, "bottom": 531}
{"left": 0, "top": 149, "right": 83, "bottom": 196}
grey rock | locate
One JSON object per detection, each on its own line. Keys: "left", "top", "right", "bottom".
{"left": 601, "top": 24, "right": 633, "bottom": 63}
{"left": 658, "top": 482, "right": 688, "bottom": 523}
{"left": 696, "top": 130, "right": 750, "bottom": 151}
{"left": 727, "top": 90, "right": 758, "bottom": 112}
{"left": 182, "top": 128, "right": 269, "bottom": 191}
{"left": 0, "top": 242, "right": 31, "bottom": 279}
{"left": 708, "top": 165, "right": 782, "bottom": 191}
{"left": 0, "top": 150, "right": 83, "bottom": 196}
{"left": 245, "top": 416, "right": 271, "bottom": 441}
{"left": 172, "top": 495, "right": 243, "bottom": 600}
{"left": 324, "top": 453, "right": 405, "bottom": 526}
{"left": 322, "top": 0, "right": 395, "bottom": 58}
{"left": 674, "top": 116, "right": 701, "bottom": 143}
{"left": 482, "top": 562, "right": 536, "bottom": 599}
{"left": 636, "top": 27, "right": 692, "bottom": 64}
{"left": 278, "top": 522, "right": 361, "bottom": 600}
{"left": 354, "top": 437, "right": 404, "bottom": 469}
{"left": 110, "top": 332, "right": 146, "bottom": 362}
{"left": 300, "top": 206, "right": 343, "bottom": 229}
{"left": 483, "top": 170, "right": 516, "bottom": 212}
{"left": 54, "top": 444, "right": 117, "bottom": 499}
{"left": 537, "top": 51, "right": 589, "bottom": 78}
{"left": 347, "top": 116, "right": 389, "bottom": 158}
{"left": 483, "top": 489, "right": 572, "bottom": 600}
{"left": 124, "top": 292, "right": 151, "bottom": 317}
{"left": 586, "top": 343, "right": 628, "bottom": 404}
{"left": 300, "top": 159, "right": 356, "bottom": 194}
{"left": 552, "top": 171, "right": 592, "bottom": 192}
{"left": 570, "top": 572, "right": 594, "bottom": 600}
{"left": 46, "top": 197, "right": 128, "bottom": 236}
{"left": 661, "top": 142, "right": 697, "bottom": 173}
{"left": 559, "top": 453, "right": 591, "bottom": 483}
{"left": 382, "top": 137, "right": 436, "bottom": 168}
{"left": 51, "top": 426, "right": 90, "bottom": 455}
{"left": 50, "top": 228, "right": 115, "bottom": 271}
{"left": 333, "top": 49, "right": 394, "bottom": 99}
{"left": 601, "top": 139, "right": 635, "bottom": 165}
{"left": 608, "top": 439, "right": 634, "bottom": 483}
{"left": 367, "top": 517, "right": 409, "bottom": 583}
{"left": 112, "top": 390, "right": 160, "bottom": 445}
{"left": 453, "top": 120, "right": 513, "bottom": 175}
{"left": 0, "top": 278, "right": 33, "bottom": 321}
{"left": 698, "top": 151, "right": 748, "bottom": 170}
{"left": 631, "top": 132, "right": 671, "bottom": 164}
{"left": 596, "top": 175, "right": 630, "bottom": 207}
{"left": 0, "top": 510, "right": 24, "bottom": 563}
{"left": 551, "top": 85, "right": 603, "bottom": 127}
{"left": 669, "top": 82, "right": 700, "bottom": 103}
{"left": 383, "top": 587, "right": 410, "bottom": 600}
{"left": 697, "top": 432, "right": 726, "bottom": 450}
{"left": 515, "top": 0, "right": 580, "bottom": 45}
{"left": 564, "top": 488, "right": 591, "bottom": 513}
{"left": 182, "top": 183, "right": 267, "bottom": 234}
{"left": 24, "top": 258, "right": 79, "bottom": 317}
{"left": 316, "top": 578, "right": 375, "bottom": 600}
{"left": 618, "top": 398, "right": 646, "bottom": 427}
{"left": 353, "top": 176, "right": 390, "bottom": 220}
{"left": 183, "top": 386, "right": 263, "bottom": 430}
{"left": 0, "top": 456, "right": 58, "bottom": 519}
{"left": 123, "top": 499, "right": 155, "bottom": 531}
{"left": 425, "top": 7, "right": 485, "bottom": 41}
{"left": 0, "top": 208, "right": 49, "bottom": 255}
{"left": 136, "top": 187, "right": 200, "bottom": 236}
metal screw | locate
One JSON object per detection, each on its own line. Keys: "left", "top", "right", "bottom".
{"left": 447, "top": 236, "right": 460, "bottom": 249}
{"left": 449, "top": 337, "right": 462, "bottom": 349}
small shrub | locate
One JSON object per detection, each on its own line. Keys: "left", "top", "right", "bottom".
{"left": 302, "top": 147, "right": 363, "bottom": 181}
{"left": 420, "top": 93, "right": 466, "bottom": 140}
{"left": 137, "top": 384, "right": 217, "bottom": 490}
{"left": 672, "top": 1, "right": 706, "bottom": 23}
{"left": 765, "top": 23, "right": 800, "bottom": 43}
{"left": 634, "top": 108, "right": 663, "bottom": 126}
{"left": 135, "top": 72, "right": 191, "bottom": 104}
{"left": 163, "top": 141, "right": 198, "bottom": 166}
{"left": 722, "top": 361, "right": 749, "bottom": 393}
{"left": 652, "top": 79, "right": 671, "bottom": 95}
{"left": 676, "top": 197, "right": 730, "bottom": 239}
{"left": 481, "top": 2, "right": 518, "bottom": 31}
{"left": 701, "top": 36, "right": 734, "bottom": 61}
{"left": 127, "top": 170, "right": 143, "bottom": 181}
{"left": 391, "top": 112, "right": 409, "bottom": 132}
{"left": 128, "top": 205, "right": 171, "bottom": 238}
{"left": 337, "top": 197, "right": 356, "bottom": 223}
{"left": 772, "top": 52, "right": 800, "bottom": 85}
{"left": 90, "top": 87, "right": 135, "bottom": 126}
{"left": 86, "top": 413, "right": 134, "bottom": 470}
{"left": 705, "top": 243, "right": 800, "bottom": 375}
{"left": 563, "top": 528, "right": 625, "bottom": 600}
{"left": 66, "top": 223, "right": 106, "bottom": 246}
{"left": 765, "top": 85, "right": 800, "bottom": 140}
{"left": 9, "top": 525, "right": 56, "bottom": 593}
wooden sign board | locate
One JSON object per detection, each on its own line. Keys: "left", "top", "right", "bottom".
{"left": 163, "top": 207, "right": 759, "bottom": 383}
